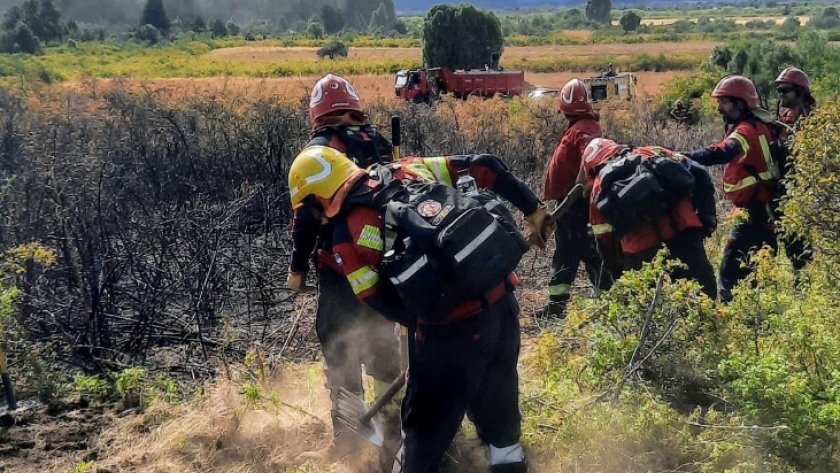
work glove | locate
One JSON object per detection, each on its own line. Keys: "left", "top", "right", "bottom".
{"left": 288, "top": 271, "right": 314, "bottom": 294}
{"left": 525, "top": 206, "right": 554, "bottom": 250}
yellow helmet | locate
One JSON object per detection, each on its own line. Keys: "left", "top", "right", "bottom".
{"left": 288, "top": 146, "right": 365, "bottom": 217}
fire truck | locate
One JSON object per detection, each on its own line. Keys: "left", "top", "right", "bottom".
{"left": 582, "top": 72, "right": 638, "bottom": 102}
{"left": 395, "top": 67, "right": 526, "bottom": 103}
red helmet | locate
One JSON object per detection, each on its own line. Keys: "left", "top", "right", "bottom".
{"left": 775, "top": 67, "right": 811, "bottom": 93}
{"left": 309, "top": 74, "right": 364, "bottom": 124}
{"left": 711, "top": 75, "right": 759, "bottom": 109}
{"left": 582, "top": 138, "right": 623, "bottom": 179}
{"left": 558, "top": 78, "right": 592, "bottom": 116}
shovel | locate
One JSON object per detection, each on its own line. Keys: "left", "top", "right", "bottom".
{"left": 335, "top": 370, "right": 407, "bottom": 447}
{"left": 549, "top": 183, "right": 584, "bottom": 224}
{"left": 0, "top": 342, "right": 39, "bottom": 424}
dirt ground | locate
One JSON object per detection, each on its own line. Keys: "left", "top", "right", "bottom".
{"left": 0, "top": 398, "right": 112, "bottom": 473}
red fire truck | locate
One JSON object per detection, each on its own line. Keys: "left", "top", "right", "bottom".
{"left": 395, "top": 67, "right": 526, "bottom": 103}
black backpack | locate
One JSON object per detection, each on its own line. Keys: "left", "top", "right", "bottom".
{"left": 685, "top": 159, "right": 718, "bottom": 237}
{"left": 595, "top": 153, "right": 695, "bottom": 236}
{"left": 369, "top": 167, "right": 529, "bottom": 322}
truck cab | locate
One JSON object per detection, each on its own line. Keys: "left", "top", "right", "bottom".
{"left": 395, "top": 69, "right": 431, "bottom": 102}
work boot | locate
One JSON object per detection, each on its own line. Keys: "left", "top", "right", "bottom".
{"left": 537, "top": 301, "right": 567, "bottom": 319}
{"left": 491, "top": 461, "right": 528, "bottom": 473}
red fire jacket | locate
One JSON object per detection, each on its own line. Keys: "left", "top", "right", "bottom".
{"left": 543, "top": 115, "right": 602, "bottom": 202}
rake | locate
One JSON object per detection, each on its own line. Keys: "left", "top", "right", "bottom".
{"left": 335, "top": 370, "right": 406, "bottom": 447}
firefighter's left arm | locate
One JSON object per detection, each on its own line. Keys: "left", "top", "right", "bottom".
{"left": 332, "top": 209, "right": 407, "bottom": 323}
{"left": 683, "top": 139, "right": 742, "bottom": 166}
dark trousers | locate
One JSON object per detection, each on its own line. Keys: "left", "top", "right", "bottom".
{"left": 780, "top": 228, "right": 812, "bottom": 274}
{"left": 316, "top": 268, "right": 402, "bottom": 431}
{"left": 402, "top": 293, "right": 522, "bottom": 473}
{"left": 719, "top": 221, "right": 778, "bottom": 301}
{"left": 625, "top": 229, "right": 718, "bottom": 300}
{"left": 549, "top": 207, "right": 613, "bottom": 304}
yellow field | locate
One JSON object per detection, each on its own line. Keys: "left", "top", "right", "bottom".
{"left": 619, "top": 15, "right": 812, "bottom": 26}
{"left": 208, "top": 42, "right": 717, "bottom": 63}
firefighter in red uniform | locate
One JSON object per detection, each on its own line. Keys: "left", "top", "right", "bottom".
{"left": 540, "top": 78, "right": 612, "bottom": 317}
{"left": 579, "top": 139, "right": 717, "bottom": 298}
{"left": 775, "top": 67, "right": 816, "bottom": 132}
{"left": 774, "top": 67, "right": 816, "bottom": 276}
{"left": 288, "top": 146, "right": 553, "bottom": 473}
{"left": 287, "top": 74, "right": 402, "bottom": 463}
{"left": 683, "top": 75, "right": 779, "bottom": 302}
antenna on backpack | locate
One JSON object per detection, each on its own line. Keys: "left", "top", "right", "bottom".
{"left": 391, "top": 115, "right": 401, "bottom": 162}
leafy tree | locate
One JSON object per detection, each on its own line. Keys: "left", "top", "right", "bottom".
{"left": 1, "top": 20, "right": 41, "bottom": 53}
{"left": 619, "top": 10, "right": 641, "bottom": 32}
{"left": 190, "top": 15, "right": 206, "bottom": 33}
{"left": 586, "top": 0, "right": 612, "bottom": 25}
{"left": 35, "top": 0, "right": 63, "bottom": 43}
{"left": 0, "top": 0, "right": 64, "bottom": 43}
{"left": 317, "top": 39, "right": 347, "bottom": 59}
{"left": 320, "top": 4, "right": 344, "bottom": 35}
{"left": 1, "top": 5, "right": 23, "bottom": 31}
{"left": 135, "top": 23, "right": 161, "bottom": 43}
{"left": 210, "top": 19, "right": 227, "bottom": 37}
{"left": 226, "top": 21, "right": 240, "bottom": 36}
{"left": 368, "top": 2, "right": 388, "bottom": 32}
{"left": 393, "top": 18, "right": 407, "bottom": 34}
{"left": 339, "top": 0, "right": 394, "bottom": 31}
{"left": 140, "top": 0, "right": 170, "bottom": 34}
{"left": 306, "top": 20, "right": 323, "bottom": 39}
{"left": 825, "top": 6, "right": 839, "bottom": 18}
{"left": 422, "top": 4, "right": 504, "bottom": 71}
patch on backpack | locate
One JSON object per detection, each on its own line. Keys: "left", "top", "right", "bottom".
{"left": 417, "top": 200, "right": 442, "bottom": 218}
{"left": 431, "top": 204, "right": 454, "bottom": 226}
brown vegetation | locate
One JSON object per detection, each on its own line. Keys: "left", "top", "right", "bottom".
{"left": 208, "top": 42, "right": 718, "bottom": 63}
{"left": 60, "top": 71, "right": 690, "bottom": 105}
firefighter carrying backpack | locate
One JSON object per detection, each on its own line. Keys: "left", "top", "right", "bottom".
{"left": 369, "top": 166, "right": 529, "bottom": 322}
{"left": 595, "top": 152, "right": 695, "bottom": 236}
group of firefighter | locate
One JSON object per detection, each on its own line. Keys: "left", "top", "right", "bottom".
{"left": 285, "top": 67, "right": 816, "bottom": 473}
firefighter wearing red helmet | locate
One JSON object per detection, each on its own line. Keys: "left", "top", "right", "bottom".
{"left": 288, "top": 74, "right": 402, "bottom": 465}
{"left": 774, "top": 67, "right": 815, "bottom": 280}
{"left": 683, "top": 75, "right": 780, "bottom": 302}
{"left": 539, "top": 78, "right": 612, "bottom": 318}
{"left": 577, "top": 139, "right": 717, "bottom": 298}
{"left": 775, "top": 67, "right": 816, "bottom": 131}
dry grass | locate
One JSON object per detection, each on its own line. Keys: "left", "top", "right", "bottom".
{"left": 60, "top": 70, "right": 689, "bottom": 104}
{"left": 627, "top": 15, "right": 812, "bottom": 26}
{"left": 207, "top": 42, "right": 717, "bottom": 63}
{"left": 92, "top": 364, "right": 375, "bottom": 473}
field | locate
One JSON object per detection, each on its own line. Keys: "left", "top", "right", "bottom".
{"left": 626, "top": 15, "right": 812, "bottom": 26}
{"left": 67, "top": 70, "right": 690, "bottom": 104}
{"left": 208, "top": 42, "right": 718, "bottom": 63}
{"left": 56, "top": 41, "right": 710, "bottom": 101}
